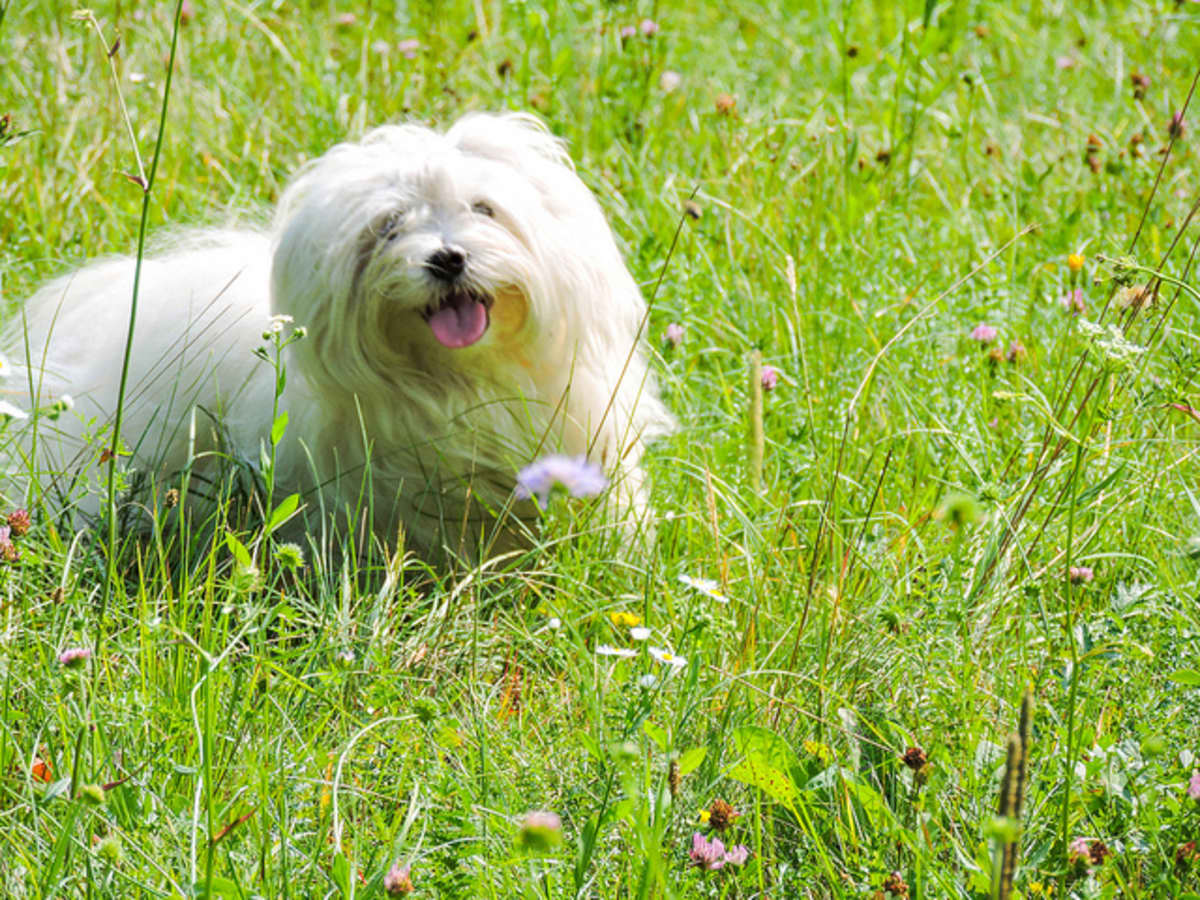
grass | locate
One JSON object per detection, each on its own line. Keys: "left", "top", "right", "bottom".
{"left": 3, "top": 0, "right": 1200, "bottom": 897}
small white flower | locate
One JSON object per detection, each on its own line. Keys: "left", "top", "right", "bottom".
{"left": 637, "top": 674, "right": 659, "bottom": 689}
{"left": 0, "top": 353, "right": 12, "bottom": 380}
{"left": 58, "top": 394, "right": 74, "bottom": 410}
{"left": 595, "top": 644, "right": 637, "bottom": 659}
{"left": 268, "top": 314, "right": 294, "bottom": 334}
{"left": 547, "top": 616, "right": 562, "bottom": 630}
{"left": 129, "top": 71, "right": 146, "bottom": 83}
{"left": 629, "top": 626, "right": 651, "bottom": 641}
{"left": 648, "top": 646, "right": 687, "bottom": 670}
{"left": 678, "top": 574, "right": 729, "bottom": 604}
{"left": 0, "top": 400, "right": 28, "bottom": 420}
{"left": 659, "top": 70, "right": 682, "bottom": 93}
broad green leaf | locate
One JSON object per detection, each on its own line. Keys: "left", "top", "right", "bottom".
{"left": 271, "top": 410, "right": 288, "bottom": 446}
{"left": 677, "top": 746, "right": 707, "bottom": 776}
{"left": 225, "top": 533, "right": 252, "bottom": 569}
{"left": 266, "top": 493, "right": 300, "bottom": 535}
{"left": 642, "top": 719, "right": 668, "bottom": 752}
{"left": 726, "top": 754, "right": 797, "bottom": 808}
{"left": 1171, "top": 669, "right": 1200, "bottom": 687}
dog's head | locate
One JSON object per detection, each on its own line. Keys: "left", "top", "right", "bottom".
{"left": 270, "top": 113, "right": 643, "bottom": 394}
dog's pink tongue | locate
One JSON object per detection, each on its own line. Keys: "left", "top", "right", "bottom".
{"left": 428, "top": 296, "right": 489, "bottom": 348}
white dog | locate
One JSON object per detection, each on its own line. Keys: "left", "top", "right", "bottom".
{"left": 6, "top": 112, "right": 674, "bottom": 558}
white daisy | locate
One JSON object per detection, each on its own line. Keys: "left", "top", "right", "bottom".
{"left": 678, "top": 574, "right": 729, "bottom": 604}
{"left": 629, "top": 626, "right": 651, "bottom": 641}
{"left": 595, "top": 644, "right": 636, "bottom": 659}
{"left": 648, "top": 646, "right": 687, "bottom": 670}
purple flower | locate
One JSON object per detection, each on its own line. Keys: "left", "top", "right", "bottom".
{"left": 664, "top": 322, "right": 685, "bottom": 347}
{"left": 1189, "top": 771, "right": 1200, "bottom": 801}
{"left": 969, "top": 323, "right": 998, "bottom": 344}
{"left": 761, "top": 365, "right": 780, "bottom": 391}
{"left": 1062, "top": 288, "right": 1086, "bottom": 315}
{"left": 397, "top": 38, "right": 421, "bottom": 59}
{"left": 515, "top": 455, "right": 608, "bottom": 505}
{"left": 58, "top": 647, "right": 92, "bottom": 668}
{"left": 619, "top": 24, "right": 636, "bottom": 40}
{"left": 1068, "top": 836, "right": 1091, "bottom": 860}
{"left": 639, "top": 18, "right": 660, "bottom": 37}
{"left": 689, "top": 832, "right": 750, "bottom": 870}
{"left": 0, "top": 525, "right": 14, "bottom": 563}
{"left": 1169, "top": 110, "right": 1186, "bottom": 140}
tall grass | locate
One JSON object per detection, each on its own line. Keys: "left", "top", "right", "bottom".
{"left": 2, "top": 1, "right": 1199, "bottom": 897}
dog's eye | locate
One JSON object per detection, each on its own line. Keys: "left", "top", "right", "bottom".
{"left": 378, "top": 210, "right": 406, "bottom": 240}
{"left": 471, "top": 200, "right": 495, "bottom": 218}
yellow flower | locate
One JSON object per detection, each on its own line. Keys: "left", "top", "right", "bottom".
{"left": 697, "top": 809, "right": 711, "bottom": 824}
{"left": 1067, "top": 253, "right": 1085, "bottom": 273}
{"left": 803, "top": 739, "right": 833, "bottom": 762}
{"left": 608, "top": 611, "right": 642, "bottom": 628}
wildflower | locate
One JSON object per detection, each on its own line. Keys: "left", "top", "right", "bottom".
{"left": 630, "top": 626, "right": 651, "bottom": 641}
{"left": 1077, "top": 318, "right": 1147, "bottom": 366}
{"left": 397, "top": 38, "right": 421, "bottom": 59}
{"left": 637, "top": 673, "right": 658, "bottom": 689}
{"left": 706, "top": 798, "right": 741, "bottom": 831}
{"left": 609, "top": 610, "right": 642, "bottom": 628}
{"left": 515, "top": 454, "right": 608, "bottom": 505}
{"left": 1188, "top": 770, "right": 1200, "bottom": 801}
{"left": 1055, "top": 55, "right": 1077, "bottom": 70}
{"left": 1067, "top": 253, "right": 1085, "bottom": 273}
{"left": 1061, "top": 288, "right": 1086, "bottom": 315}
{"left": 639, "top": 18, "right": 659, "bottom": 37}
{"left": 334, "top": 12, "right": 357, "bottom": 27}
{"left": 678, "top": 574, "right": 729, "bottom": 604}
{"left": 516, "top": 810, "right": 562, "bottom": 852}
{"left": 179, "top": 0, "right": 195, "bottom": 25}
{"left": 274, "top": 542, "right": 305, "bottom": 570}
{"left": 1169, "top": 110, "right": 1186, "bottom": 140}
{"left": 659, "top": 70, "right": 682, "bottom": 93}
{"left": 760, "top": 364, "right": 780, "bottom": 391}
{"left": 0, "top": 400, "right": 29, "bottom": 420}
{"left": 546, "top": 616, "right": 562, "bottom": 630}
{"left": 6, "top": 508, "right": 29, "bottom": 537}
{"left": 715, "top": 93, "right": 736, "bottom": 115}
{"left": 1068, "top": 836, "right": 1091, "bottom": 864}
{"left": 267, "top": 313, "right": 294, "bottom": 334}
{"left": 803, "top": 739, "right": 832, "bottom": 762}
{"left": 969, "top": 323, "right": 998, "bottom": 344}
{"left": 59, "top": 647, "right": 92, "bottom": 668}
{"left": 595, "top": 644, "right": 636, "bottom": 659}
{"left": 1005, "top": 341, "right": 1025, "bottom": 364}
{"left": 383, "top": 861, "right": 414, "bottom": 895}
{"left": 1130, "top": 71, "right": 1150, "bottom": 99}
{"left": 648, "top": 646, "right": 687, "bottom": 669}
{"left": 31, "top": 756, "right": 52, "bottom": 783}
{"left": 1068, "top": 565, "right": 1094, "bottom": 584}
{"left": 688, "top": 832, "right": 749, "bottom": 870}
{"left": 664, "top": 322, "right": 685, "bottom": 347}
{"left": 901, "top": 746, "right": 927, "bottom": 770}
{"left": 619, "top": 24, "right": 636, "bottom": 40}
{"left": 1178, "top": 841, "right": 1200, "bottom": 870}
{"left": 334, "top": 650, "right": 355, "bottom": 670}
{"left": 96, "top": 834, "right": 123, "bottom": 865}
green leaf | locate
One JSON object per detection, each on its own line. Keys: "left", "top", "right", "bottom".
{"left": 266, "top": 493, "right": 300, "bottom": 535}
{"left": 642, "top": 720, "right": 668, "bottom": 752}
{"left": 726, "top": 754, "right": 797, "bottom": 807}
{"left": 271, "top": 410, "right": 288, "bottom": 446}
{"left": 225, "top": 533, "right": 252, "bottom": 570}
{"left": 329, "top": 852, "right": 350, "bottom": 895}
{"left": 676, "top": 746, "right": 707, "bottom": 776}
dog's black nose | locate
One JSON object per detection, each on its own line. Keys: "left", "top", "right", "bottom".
{"left": 425, "top": 246, "right": 467, "bottom": 282}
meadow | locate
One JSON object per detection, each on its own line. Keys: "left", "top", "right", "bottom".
{"left": 3, "top": 0, "right": 1200, "bottom": 897}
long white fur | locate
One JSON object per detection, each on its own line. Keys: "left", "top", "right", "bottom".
{"left": 5, "top": 112, "right": 674, "bottom": 557}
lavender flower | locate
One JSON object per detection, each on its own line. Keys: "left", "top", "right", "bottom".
{"left": 517, "top": 810, "right": 562, "bottom": 852}
{"left": 969, "top": 323, "right": 998, "bottom": 344}
{"left": 515, "top": 455, "right": 608, "bottom": 505}
{"left": 1189, "top": 770, "right": 1200, "bottom": 801}
{"left": 58, "top": 647, "right": 92, "bottom": 668}
{"left": 688, "top": 832, "right": 750, "bottom": 870}
{"left": 397, "top": 38, "right": 421, "bottom": 59}
{"left": 1069, "top": 565, "right": 1094, "bottom": 584}
{"left": 619, "top": 24, "right": 636, "bottom": 40}
{"left": 761, "top": 364, "right": 780, "bottom": 391}
{"left": 639, "top": 18, "right": 660, "bottom": 37}
{"left": 1062, "top": 288, "right": 1086, "bottom": 315}
{"left": 664, "top": 322, "right": 685, "bottom": 347}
